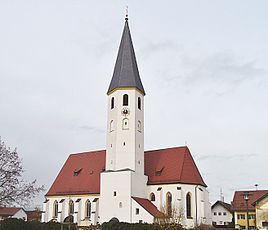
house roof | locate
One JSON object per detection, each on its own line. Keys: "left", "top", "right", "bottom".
{"left": 107, "top": 18, "right": 145, "bottom": 95}
{"left": 232, "top": 190, "right": 268, "bottom": 211}
{"left": 211, "top": 201, "right": 232, "bottom": 212}
{"left": 252, "top": 193, "right": 268, "bottom": 206}
{"left": 46, "top": 146, "right": 206, "bottom": 196}
{"left": 0, "top": 207, "right": 22, "bottom": 217}
{"left": 132, "top": 197, "right": 164, "bottom": 218}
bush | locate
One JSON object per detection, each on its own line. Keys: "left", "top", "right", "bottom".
{"left": 0, "top": 218, "right": 77, "bottom": 230}
{"left": 101, "top": 222, "right": 184, "bottom": 230}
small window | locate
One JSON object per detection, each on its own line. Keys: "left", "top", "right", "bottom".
{"left": 122, "top": 118, "right": 129, "bottom": 130}
{"left": 73, "top": 168, "right": 82, "bottom": 176}
{"left": 136, "top": 208, "right": 139, "bottom": 215}
{"left": 114, "top": 191, "right": 117, "bottom": 196}
{"left": 218, "top": 212, "right": 222, "bottom": 216}
{"left": 214, "top": 212, "right": 217, "bottom": 215}
{"left": 249, "top": 214, "right": 255, "bottom": 219}
{"left": 110, "top": 120, "right": 114, "bottom": 132}
{"left": 123, "top": 142, "right": 126, "bottom": 146}
{"left": 150, "top": 193, "right": 155, "bottom": 201}
{"left": 138, "top": 97, "right": 141, "bottom": 110}
{"left": 123, "top": 94, "right": 128, "bottom": 106}
{"left": 137, "top": 120, "right": 141, "bottom": 132}
{"left": 223, "top": 212, "right": 227, "bottom": 216}
{"left": 111, "top": 97, "right": 114, "bottom": 109}
{"left": 119, "top": 202, "right": 122, "bottom": 208}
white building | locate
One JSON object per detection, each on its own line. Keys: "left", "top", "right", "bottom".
{"left": 0, "top": 207, "right": 27, "bottom": 221}
{"left": 211, "top": 200, "right": 233, "bottom": 226}
{"left": 42, "top": 16, "right": 212, "bottom": 228}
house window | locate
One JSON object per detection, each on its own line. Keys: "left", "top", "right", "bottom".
{"left": 249, "top": 227, "right": 256, "bottom": 230}
{"left": 114, "top": 191, "right": 117, "bottom": 196}
{"left": 69, "top": 200, "right": 74, "bottom": 215}
{"left": 85, "top": 200, "right": 91, "bottom": 218}
{"left": 249, "top": 214, "right": 255, "bottom": 219}
{"left": 119, "top": 202, "right": 122, "bottom": 208}
{"left": 123, "top": 94, "right": 128, "bottom": 106}
{"left": 241, "top": 226, "right": 246, "bottom": 230}
{"left": 150, "top": 193, "right": 155, "bottom": 201}
{"left": 138, "top": 97, "right": 141, "bottom": 110}
{"left": 218, "top": 212, "right": 222, "bottom": 216}
{"left": 166, "top": 192, "right": 172, "bottom": 216}
{"left": 53, "top": 201, "right": 58, "bottom": 218}
{"left": 238, "top": 214, "right": 246, "bottom": 219}
{"left": 223, "top": 212, "right": 227, "bottom": 216}
{"left": 186, "top": 192, "right": 192, "bottom": 218}
{"left": 111, "top": 97, "right": 114, "bottom": 109}
{"left": 136, "top": 208, "right": 139, "bottom": 215}
{"left": 214, "top": 212, "right": 217, "bottom": 215}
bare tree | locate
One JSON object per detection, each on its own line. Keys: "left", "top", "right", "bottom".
{"left": 0, "top": 138, "right": 44, "bottom": 206}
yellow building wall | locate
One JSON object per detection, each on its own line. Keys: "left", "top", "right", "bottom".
{"left": 235, "top": 211, "right": 256, "bottom": 228}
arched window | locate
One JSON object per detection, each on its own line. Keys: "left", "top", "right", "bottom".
{"left": 138, "top": 97, "right": 141, "bottom": 110}
{"left": 110, "top": 120, "right": 114, "bottom": 132}
{"left": 186, "top": 192, "right": 192, "bottom": 218}
{"left": 150, "top": 193, "right": 155, "bottom": 201}
{"left": 111, "top": 97, "right": 114, "bottom": 109}
{"left": 166, "top": 192, "right": 172, "bottom": 216}
{"left": 85, "top": 200, "right": 91, "bottom": 218}
{"left": 69, "top": 200, "right": 74, "bottom": 215}
{"left": 122, "top": 118, "right": 129, "bottom": 130}
{"left": 53, "top": 201, "right": 58, "bottom": 218}
{"left": 123, "top": 94, "right": 128, "bottom": 106}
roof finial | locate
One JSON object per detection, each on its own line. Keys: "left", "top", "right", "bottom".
{"left": 125, "top": 6, "right": 128, "bottom": 21}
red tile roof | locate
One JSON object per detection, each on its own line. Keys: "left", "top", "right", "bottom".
{"left": 0, "top": 207, "right": 22, "bottom": 217}
{"left": 132, "top": 197, "right": 164, "bottom": 218}
{"left": 232, "top": 190, "right": 268, "bottom": 211}
{"left": 46, "top": 146, "right": 206, "bottom": 196}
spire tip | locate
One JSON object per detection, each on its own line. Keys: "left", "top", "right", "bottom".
{"left": 125, "top": 6, "right": 128, "bottom": 21}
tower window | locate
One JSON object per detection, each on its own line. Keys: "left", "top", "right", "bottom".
{"left": 136, "top": 208, "right": 139, "bottom": 215}
{"left": 137, "top": 120, "right": 142, "bottom": 132}
{"left": 110, "top": 120, "right": 114, "bottom": 132}
{"left": 114, "top": 191, "right": 117, "bottom": 196}
{"left": 122, "top": 118, "right": 129, "bottom": 130}
{"left": 111, "top": 97, "right": 114, "bottom": 109}
{"left": 138, "top": 97, "right": 141, "bottom": 110}
{"left": 123, "top": 94, "right": 128, "bottom": 106}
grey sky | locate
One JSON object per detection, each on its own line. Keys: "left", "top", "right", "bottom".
{"left": 0, "top": 0, "right": 267, "bottom": 208}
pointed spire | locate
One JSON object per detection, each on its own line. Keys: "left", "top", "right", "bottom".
{"left": 107, "top": 17, "right": 145, "bottom": 95}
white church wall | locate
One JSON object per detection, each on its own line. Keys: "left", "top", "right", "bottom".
{"left": 147, "top": 183, "right": 211, "bottom": 228}
{"left": 131, "top": 199, "right": 154, "bottom": 223}
{"left": 100, "top": 170, "right": 132, "bottom": 223}
{"left": 43, "top": 195, "right": 99, "bottom": 226}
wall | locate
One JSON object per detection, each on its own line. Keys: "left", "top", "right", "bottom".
{"left": 42, "top": 194, "right": 100, "bottom": 226}
{"left": 212, "top": 204, "right": 232, "bottom": 225}
{"left": 256, "top": 197, "right": 268, "bottom": 230}
{"left": 147, "top": 183, "right": 212, "bottom": 228}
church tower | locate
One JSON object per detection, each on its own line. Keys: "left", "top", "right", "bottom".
{"left": 100, "top": 16, "right": 148, "bottom": 223}
{"left": 106, "top": 16, "right": 145, "bottom": 175}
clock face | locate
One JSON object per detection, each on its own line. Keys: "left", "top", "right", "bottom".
{"left": 121, "top": 108, "right": 130, "bottom": 116}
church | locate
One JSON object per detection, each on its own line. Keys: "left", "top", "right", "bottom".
{"left": 41, "top": 16, "right": 212, "bottom": 228}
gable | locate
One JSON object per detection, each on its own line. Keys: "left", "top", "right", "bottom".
{"left": 46, "top": 146, "right": 206, "bottom": 196}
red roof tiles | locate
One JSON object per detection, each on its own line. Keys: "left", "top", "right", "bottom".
{"left": 0, "top": 207, "right": 22, "bottom": 217}
{"left": 232, "top": 190, "right": 268, "bottom": 211}
{"left": 132, "top": 197, "right": 164, "bottom": 218}
{"left": 46, "top": 146, "right": 206, "bottom": 196}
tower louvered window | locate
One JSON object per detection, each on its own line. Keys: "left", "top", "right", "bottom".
{"left": 123, "top": 94, "right": 128, "bottom": 106}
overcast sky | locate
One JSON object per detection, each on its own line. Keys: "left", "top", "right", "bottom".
{"left": 1, "top": 0, "right": 268, "bottom": 209}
